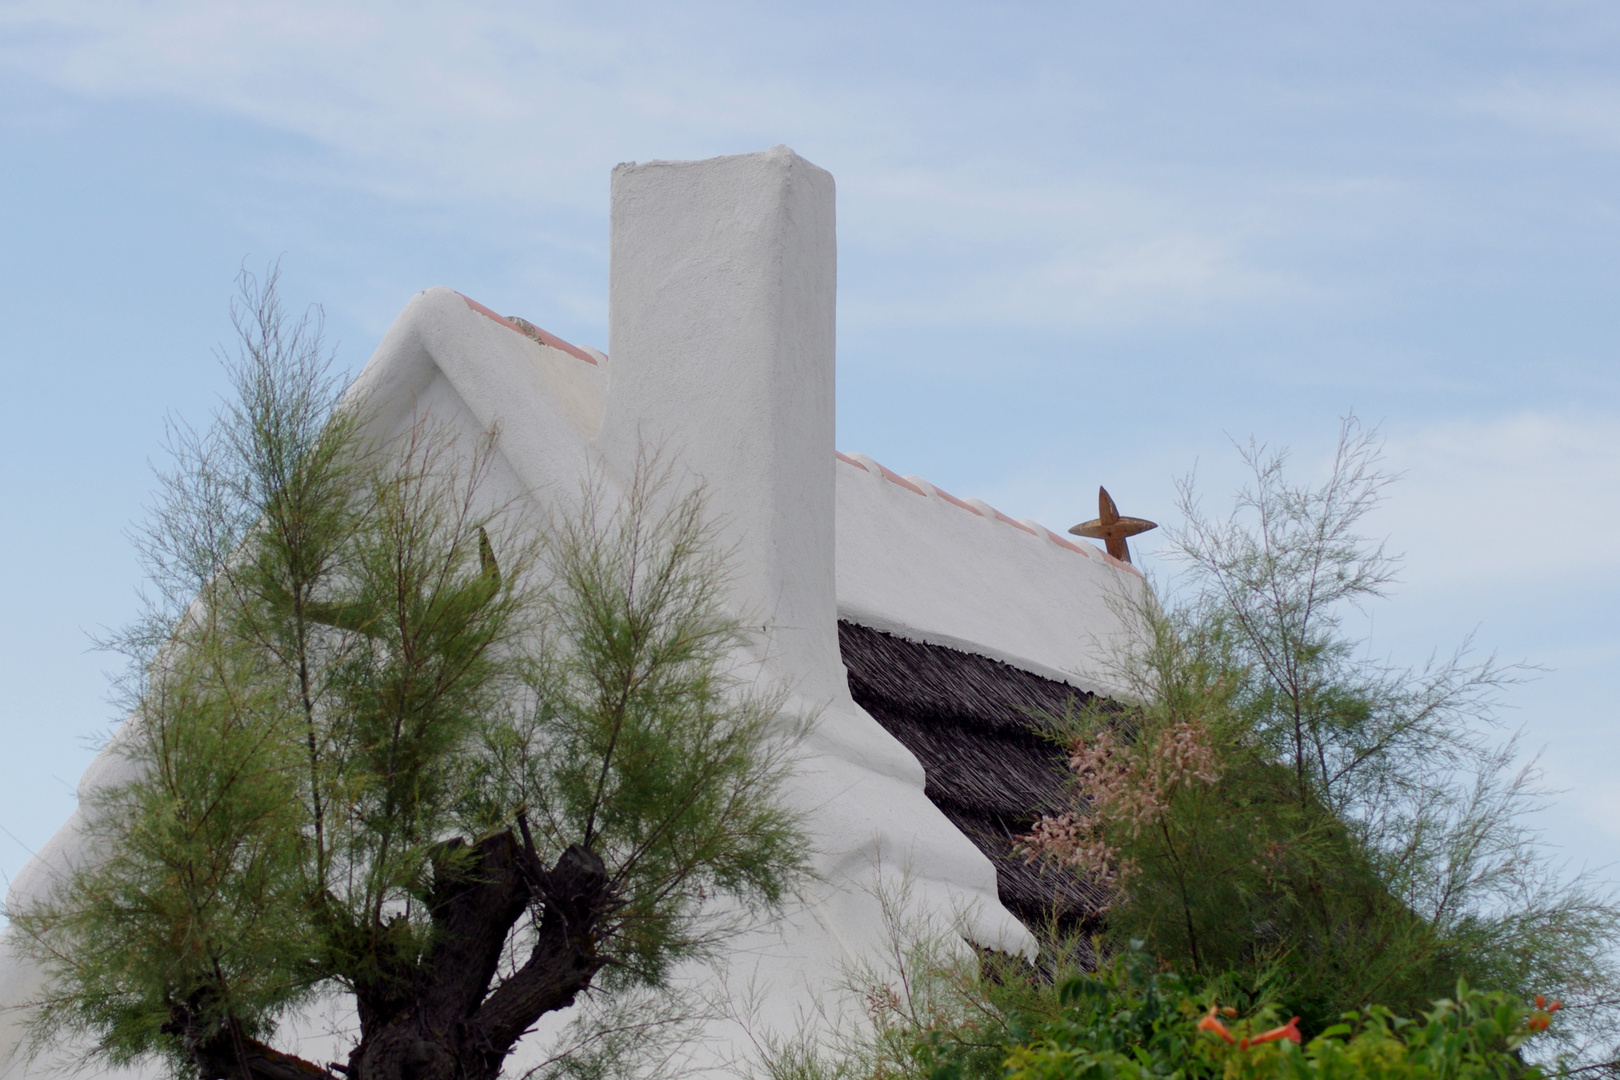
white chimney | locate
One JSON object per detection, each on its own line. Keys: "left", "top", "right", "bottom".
{"left": 598, "top": 146, "right": 841, "bottom": 696}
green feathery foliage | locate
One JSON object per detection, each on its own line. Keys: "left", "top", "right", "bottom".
{"left": 497, "top": 458, "right": 810, "bottom": 987}
{"left": 9, "top": 266, "right": 809, "bottom": 1080}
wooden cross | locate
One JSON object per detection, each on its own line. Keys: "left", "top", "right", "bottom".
{"left": 1069, "top": 487, "right": 1156, "bottom": 564}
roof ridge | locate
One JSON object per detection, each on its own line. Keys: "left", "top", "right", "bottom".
{"left": 459, "top": 293, "right": 603, "bottom": 366}
{"left": 835, "top": 450, "right": 1144, "bottom": 572}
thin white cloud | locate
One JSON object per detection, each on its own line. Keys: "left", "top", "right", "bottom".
{"left": 843, "top": 231, "right": 1297, "bottom": 332}
{"left": 0, "top": 0, "right": 1308, "bottom": 333}
{"left": 1465, "top": 78, "right": 1620, "bottom": 150}
{"left": 978, "top": 232, "right": 1298, "bottom": 328}
{"left": 0, "top": 3, "right": 730, "bottom": 205}
{"left": 840, "top": 162, "right": 1307, "bottom": 329}
{"left": 1375, "top": 410, "right": 1620, "bottom": 591}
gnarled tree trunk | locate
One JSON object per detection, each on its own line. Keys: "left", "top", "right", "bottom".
{"left": 173, "top": 832, "right": 613, "bottom": 1080}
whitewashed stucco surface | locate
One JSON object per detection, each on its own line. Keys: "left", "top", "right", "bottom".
{"left": 834, "top": 453, "right": 1147, "bottom": 697}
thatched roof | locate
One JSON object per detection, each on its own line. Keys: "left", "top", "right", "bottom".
{"left": 838, "top": 620, "right": 1111, "bottom": 936}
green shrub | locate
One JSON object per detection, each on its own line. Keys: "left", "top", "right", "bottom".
{"left": 1019, "top": 420, "right": 1619, "bottom": 1041}
{"left": 996, "top": 951, "right": 1555, "bottom": 1080}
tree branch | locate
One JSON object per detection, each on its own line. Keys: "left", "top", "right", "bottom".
{"left": 165, "top": 1008, "right": 337, "bottom": 1080}
{"left": 415, "top": 830, "right": 534, "bottom": 1022}
{"left": 469, "top": 844, "right": 613, "bottom": 1057}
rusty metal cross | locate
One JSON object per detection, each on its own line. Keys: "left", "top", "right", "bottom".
{"left": 1069, "top": 487, "right": 1157, "bottom": 564}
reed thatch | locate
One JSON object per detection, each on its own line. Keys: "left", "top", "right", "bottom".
{"left": 838, "top": 620, "right": 1110, "bottom": 936}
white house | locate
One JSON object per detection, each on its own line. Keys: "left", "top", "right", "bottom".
{"left": 0, "top": 146, "right": 1147, "bottom": 1078}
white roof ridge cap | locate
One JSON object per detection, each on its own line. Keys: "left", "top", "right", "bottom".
{"left": 841, "top": 453, "right": 928, "bottom": 495}
{"left": 345, "top": 287, "right": 462, "bottom": 405}
{"left": 347, "top": 287, "right": 602, "bottom": 497}
{"left": 848, "top": 452, "right": 883, "bottom": 475}
{"left": 1034, "top": 522, "right": 1097, "bottom": 558}
{"left": 962, "top": 497, "right": 1038, "bottom": 535}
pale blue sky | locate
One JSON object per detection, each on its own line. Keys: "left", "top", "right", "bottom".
{"left": 2, "top": 1, "right": 1617, "bottom": 902}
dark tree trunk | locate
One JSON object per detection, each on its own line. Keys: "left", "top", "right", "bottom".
{"left": 171, "top": 831, "right": 613, "bottom": 1080}
{"left": 169, "top": 1014, "right": 335, "bottom": 1080}
{"left": 346, "top": 833, "right": 612, "bottom": 1080}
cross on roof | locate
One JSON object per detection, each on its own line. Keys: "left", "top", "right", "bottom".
{"left": 1069, "top": 486, "right": 1156, "bottom": 565}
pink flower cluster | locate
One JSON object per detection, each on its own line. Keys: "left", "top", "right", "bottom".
{"left": 1018, "top": 812, "right": 1133, "bottom": 898}
{"left": 1016, "top": 721, "right": 1222, "bottom": 903}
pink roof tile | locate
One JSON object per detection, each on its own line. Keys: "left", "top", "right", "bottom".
{"left": 931, "top": 486, "right": 984, "bottom": 516}
{"left": 1041, "top": 527, "right": 1093, "bottom": 556}
{"left": 459, "top": 294, "right": 600, "bottom": 366}
{"left": 1101, "top": 550, "right": 1144, "bottom": 578}
{"left": 990, "top": 507, "right": 1037, "bottom": 535}
{"left": 872, "top": 460, "right": 927, "bottom": 496}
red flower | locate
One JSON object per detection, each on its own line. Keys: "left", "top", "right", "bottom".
{"left": 1199, "top": 1008, "right": 1302, "bottom": 1049}
{"left": 1527, "top": 996, "right": 1564, "bottom": 1033}
{"left": 1244, "top": 1017, "right": 1303, "bottom": 1048}
{"left": 1199, "top": 1006, "right": 1236, "bottom": 1045}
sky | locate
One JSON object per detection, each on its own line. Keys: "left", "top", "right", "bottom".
{"left": 1, "top": 1, "right": 1617, "bottom": 910}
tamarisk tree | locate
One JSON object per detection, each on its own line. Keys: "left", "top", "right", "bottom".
{"left": 1021, "top": 419, "right": 1619, "bottom": 1052}
{"left": 10, "top": 270, "right": 808, "bottom": 1080}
